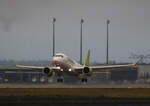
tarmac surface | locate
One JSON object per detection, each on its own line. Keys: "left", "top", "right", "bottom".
{"left": 0, "top": 83, "right": 150, "bottom": 88}
{"left": 0, "top": 96, "right": 150, "bottom": 106}
{"left": 0, "top": 84, "right": 150, "bottom": 106}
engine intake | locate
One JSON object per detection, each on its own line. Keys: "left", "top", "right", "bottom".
{"left": 82, "top": 67, "right": 93, "bottom": 77}
{"left": 83, "top": 67, "right": 90, "bottom": 73}
{"left": 43, "top": 67, "right": 53, "bottom": 77}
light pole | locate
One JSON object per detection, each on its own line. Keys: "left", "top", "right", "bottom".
{"left": 106, "top": 19, "right": 110, "bottom": 65}
{"left": 52, "top": 18, "right": 56, "bottom": 57}
{"left": 106, "top": 19, "right": 110, "bottom": 80}
{"left": 80, "top": 18, "right": 84, "bottom": 64}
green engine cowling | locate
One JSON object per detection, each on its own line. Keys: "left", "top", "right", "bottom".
{"left": 43, "top": 67, "right": 53, "bottom": 77}
{"left": 83, "top": 67, "right": 93, "bottom": 77}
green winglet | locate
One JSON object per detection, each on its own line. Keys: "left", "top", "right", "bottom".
{"left": 135, "top": 58, "right": 142, "bottom": 64}
{"left": 84, "top": 49, "right": 90, "bottom": 66}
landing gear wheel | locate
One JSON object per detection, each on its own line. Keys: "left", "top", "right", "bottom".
{"left": 81, "top": 78, "right": 87, "bottom": 83}
{"left": 57, "top": 78, "right": 63, "bottom": 83}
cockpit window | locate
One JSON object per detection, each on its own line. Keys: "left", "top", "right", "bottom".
{"left": 55, "top": 55, "right": 63, "bottom": 58}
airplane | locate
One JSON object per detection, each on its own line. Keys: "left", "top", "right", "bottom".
{"left": 16, "top": 49, "right": 137, "bottom": 83}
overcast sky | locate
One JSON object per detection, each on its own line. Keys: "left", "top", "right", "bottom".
{"left": 0, "top": 0, "right": 150, "bottom": 63}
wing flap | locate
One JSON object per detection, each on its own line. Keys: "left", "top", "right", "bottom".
{"left": 16, "top": 65, "right": 60, "bottom": 70}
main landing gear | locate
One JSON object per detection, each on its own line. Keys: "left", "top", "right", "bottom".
{"left": 56, "top": 69, "right": 64, "bottom": 83}
{"left": 57, "top": 78, "right": 63, "bottom": 83}
{"left": 81, "top": 78, "right": 87, "bottom": 83}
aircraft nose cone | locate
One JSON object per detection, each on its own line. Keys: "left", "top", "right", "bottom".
{"left": 53, "top": 57, "right": 57, "bottom": 61}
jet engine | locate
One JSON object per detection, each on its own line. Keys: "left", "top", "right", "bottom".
{"left": 83, "top": 67, "right": 93, "bottom": 76}
{"left": 43, "top": 67, "right": 53, "bottom": 77}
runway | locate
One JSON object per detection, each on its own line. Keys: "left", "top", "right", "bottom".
{"left": 0, "top": 85, "right": 150, "bottom": 97}
{"left": 0, "top": 84, "right": 150, "bottom": 105}
{"left": 0, "top": 96, "right": 150, "bottom": 106}
{"left": 0, "top": 83, "right": 150, "bottom": 88}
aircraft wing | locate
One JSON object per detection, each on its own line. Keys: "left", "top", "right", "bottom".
{"left": 89, "top": 64, "right": 136, "bottom": 70}
{"left": 16, "top": 65, "right": 60, "bottom": 70}
{"left": 74, "top": 64, "right": 136, "bottom": 71}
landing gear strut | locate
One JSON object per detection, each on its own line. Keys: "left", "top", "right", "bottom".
{"left": 56, "top": 70, "right": 64, "bottom": 83}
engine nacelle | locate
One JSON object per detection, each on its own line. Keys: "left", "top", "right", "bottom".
{"left": 43, "top": 67, "right": 53, "bottom": 77}
{"left": 83, "top": 67, "right": 93, "bottom": 76}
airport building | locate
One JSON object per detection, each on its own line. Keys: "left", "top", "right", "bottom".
{"left": 110, "top": 67, "right": 138, "bottom": 82}
{"left": 0, "top": 66, "right": 139, "bottom": 84}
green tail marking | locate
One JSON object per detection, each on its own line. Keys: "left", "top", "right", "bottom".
{"left": 84, "top": 49, "right": 90, "bottom": 66}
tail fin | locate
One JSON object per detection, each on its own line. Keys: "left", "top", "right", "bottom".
{"left": 84, "top": 49, "right": 90, "bottom": 66}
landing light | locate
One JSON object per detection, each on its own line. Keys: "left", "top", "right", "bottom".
{"left": 57, "top": 66, "right": 61, "bottom": 69}
{"left": 69, "top": 69, "right": 72, "bottom": 72}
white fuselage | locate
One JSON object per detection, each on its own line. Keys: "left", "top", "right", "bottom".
{"left": 53, "top": 53, "right": 82, "bottom": 74}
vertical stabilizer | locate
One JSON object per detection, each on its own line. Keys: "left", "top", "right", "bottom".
{"left": 84, "top": 49, "right": 90, "bottom": 66}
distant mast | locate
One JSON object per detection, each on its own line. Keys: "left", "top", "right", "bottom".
{"left": 52, "top": 18, "right": 56, "bottom": 57}
{"left": 80, "top": 18, "right": 84, "bottom": 64}
{"left": 106, "top": 19, "right": 110, "bottom": 65}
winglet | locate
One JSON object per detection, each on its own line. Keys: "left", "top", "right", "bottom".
{"left": 16, "top": 64, "right": 24, "bottom": 68}
{"left": 84, "top": 49, "right": 90, "bottom": 66}
{"left": 131, "top": 63, "right": 136, "bottom": 66}
{"left": 16, "top": 64, "right": 19, "bottom": 67}
{"left": 131, "top": 59, "right": 141, "bottom": 66}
